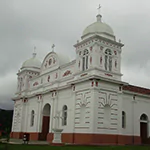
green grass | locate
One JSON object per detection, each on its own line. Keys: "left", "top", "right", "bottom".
{"left": 0, "top": 143, "right": 150, "bottom": 150}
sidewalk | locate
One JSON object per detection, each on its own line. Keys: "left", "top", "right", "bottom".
{"left": 0, "top": 138, "right": 49, "bottom": 145}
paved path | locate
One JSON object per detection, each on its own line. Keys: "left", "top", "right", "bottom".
{"left": 1, "top": 138, "right": 49, "bottom": 145}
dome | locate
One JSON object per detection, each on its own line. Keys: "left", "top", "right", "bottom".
{"left": 21, "top": 53, "right": 41, "bottom": 69}
{"left": 82, "top": 14, "right": 115, "bottom": 41}
{"left": 57, "top": 52, "right": 70, "bottom": 66}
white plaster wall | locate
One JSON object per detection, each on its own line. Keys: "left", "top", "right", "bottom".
{"left": 122, "top": 93, "right": 150, "bottom": 137}
{"left": 22, "top": 97, "right": 39, "bottom": 133}
{"left": 73, "top": 80, "right": 96, "bottom": 133}
{"left": 92, "top": 81, "right": 120, "bottom": 135}
{"left": 57, "top": 88, "right": 75, "bottom": 133}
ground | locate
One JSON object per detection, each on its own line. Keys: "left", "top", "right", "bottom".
{"left": 1, "top": 144, "right": 150, "bottom": 150}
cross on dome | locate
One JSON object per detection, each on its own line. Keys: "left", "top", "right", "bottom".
{"left": 97, "top": 4, "right": 101, "bottom": 15}
{"left": 97, "top": 4, "right": 102, "bottom": 22}
{"left": 32, "top": 46, "right": 37, "bottom": 57}
{"left": 52, "top": 44, "right": 55, "bottom": 52}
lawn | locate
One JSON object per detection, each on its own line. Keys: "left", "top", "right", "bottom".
{"left": 0, "top": 143, "right": 150, "bottom": 150}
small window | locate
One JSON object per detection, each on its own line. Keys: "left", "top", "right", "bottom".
{"left": 49, "top": 59, "right": 52, "bottom": 65}
{"left": 31, "top": 110, "right": 35, "bottom": 127}
{"left": 105, "top": 49, "right": 112, "bottom": 71}
{"left": 140, "top": 114, "right": 148, "bottom": 121}
{"left": 82, "top": 49, "right": 89, "bottom": 71}
{"left": 122, "top": 111, "right": 126, "bottom": 128}
{"left": 62, "top": 105, "right": 67, "bottom": 126}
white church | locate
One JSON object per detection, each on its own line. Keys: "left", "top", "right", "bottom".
{"left": 10, "top": 9, "right": 150, "bottom": 145}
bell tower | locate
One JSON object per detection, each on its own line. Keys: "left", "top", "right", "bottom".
{"left": 16, "top": 52, "right": 41, "bottom": 94}
{"left": 74, "top": 6, "right": 124, "bottom": 81}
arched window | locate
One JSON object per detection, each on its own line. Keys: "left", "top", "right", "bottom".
{"left": 62, "top": 105, "right": 67, "bottom": 126}
{"left": 105, "top": 49, "right": 112, "bottom": 71}
{"left": 49, "top": 58, "right": 52, "bottom": 65}
{"left": 122, "top": 111, "right": 126, "bottom": 128}
{"left": 140, "top": 114, "right": 148, "bottom": 121}
{"left": 82, "top": 49, "right": 89, "bottom": 71}
{"left": 30, "top": 110, "right": 35, "bottom": 127}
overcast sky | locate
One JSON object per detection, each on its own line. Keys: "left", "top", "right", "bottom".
{"left": 1, "top": 0, "right": 150, "bottom": 109}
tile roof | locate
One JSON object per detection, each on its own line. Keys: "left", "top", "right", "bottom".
{"left": 123, "top": 85, "right": 150, "bottom": 95}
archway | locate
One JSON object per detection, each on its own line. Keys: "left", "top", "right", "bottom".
{"left": 39, "top": 104, "right": 51, "bottom": 141}
{"left": 140, "top": 114, "right": 148, "bottom": 144}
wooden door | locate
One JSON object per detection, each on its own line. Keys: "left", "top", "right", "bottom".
{"left": 140, "top": 122, "right": 148, "bottom": 144}
{"left": 39, "top": 116, "right": 50, "bottom": 140}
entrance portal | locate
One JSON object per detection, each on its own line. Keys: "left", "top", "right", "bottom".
{"left": 39, "top": 104, "right": 51, "bottom": 141}
{"left": 140, "top": 114, "right": 148, "bottom": 144}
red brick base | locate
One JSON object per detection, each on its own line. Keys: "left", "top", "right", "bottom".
{"left": 10, "top": 132, "right": 23, "bottom": 139}
{"left": 48, "top": 133, "right": 141, "bottom": 145}
{"left": 10, "top": 132, "right": 39, "bottom": 141}
{"left": 10, "top": 132, "right": 141, "bottom": 145}
{"left": 29, "top": 133, "right": 39, "bottom": 141}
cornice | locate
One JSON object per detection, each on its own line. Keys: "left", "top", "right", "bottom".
{"left": 74, "top": 34, "right": 124, "bottom": 47}
{"left": 123, "top": 90, "right": 150, "bottom": 98}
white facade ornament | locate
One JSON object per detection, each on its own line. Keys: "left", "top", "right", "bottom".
{"left": 32, "top": 46, "right": 36, "bottom": 58}
{"left": 52, "top": 44, "right": 55, "bottom": 52}
{"left": 52, "top": 110, "right": 63, "bottom": 143}
{"left": 97, "top": 4, "right": 101, "bottom": 15}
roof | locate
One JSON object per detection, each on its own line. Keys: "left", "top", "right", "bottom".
{"left": 123, "top": 85, "right": 150, "bottom": 95}
{"left": 82, "top": 14, "right": 115, "bottom": 41}
{"left": 21, "top": 53, "right": 41, "bottom": 70}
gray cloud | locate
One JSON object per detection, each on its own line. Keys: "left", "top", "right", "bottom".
{"left": 1, "top": 0, "right": 150, "bottom": 109}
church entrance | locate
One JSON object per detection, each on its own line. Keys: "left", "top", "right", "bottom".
{"left": 140, "top": 114, "right": 148, "bottom": 144}
{"left": 39, "top": 104, "right": 51, "bottom": 141}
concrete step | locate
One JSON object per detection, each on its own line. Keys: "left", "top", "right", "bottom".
{"left": 9, "top": 138, "right": 49, "bottom": 145}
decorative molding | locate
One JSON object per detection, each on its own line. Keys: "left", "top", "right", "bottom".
{"left": 63, "top": 70, "right": 72, "bottom": 77}
{"left": 55, "top": 73, "right": 58, "bottom": 79}
{"left": 100, "top": 56, "right": 102, "bottom": 64}
{"left": 80, "top": 73, "right": 88, "bottom": 77}
{"left": 115, "top": 60, "right": 117, "bottom": 68}
{"left": 51, "top": 91, "right": 57, "bottom": 97}
{"left": 105, "top": 73, "right": 113, "bottom": 77}
{"left": 72, "top": 84, "right": 75, "bottom": 91}
{"left": 90, "top": 57, "right": 92, "bottom": 64}
{"left": 78, "top": 60, "right": 80, "bottom": 68}
{"left": 47, "top": 75, "right": 50, "bottom": 82}
{"left": 75, "top": 127, "right": 89, "bottom": 129}
{"left": 90, "top": 46, "right": 92, "bottom": 52}
{"left": 33, "top": 82, "right": 38, "bottom": 86}
{"left": 97, "top": 127, "right": 117, "bottom": 130}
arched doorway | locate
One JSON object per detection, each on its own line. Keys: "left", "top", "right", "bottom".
{"left": 140, "top": 114, "right": 148, "bottom": 144}
{"left": 39, "top": 104, "right": 51, "bottom": 140}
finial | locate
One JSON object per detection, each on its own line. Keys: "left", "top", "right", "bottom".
{"left": 77, "top": 40, "right": 79, "bottom": 43}
{"left": 96, "top": 4, "right": 102, "bottom": 22}
{"left": 52, "top": 44, "right": 55, "bottom": 52}
{"left": 97, "top": 4, "right": 101, "bottom": 15}
{"left": 32, "top": 46, "right": 36, "bottom": 57}
{"left": 119, "top": 39, "right": 121, "bottom": 43}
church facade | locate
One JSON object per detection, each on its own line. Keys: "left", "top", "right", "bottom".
{"left": 10, "top": 12, "right": 150, "bottom": 145}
